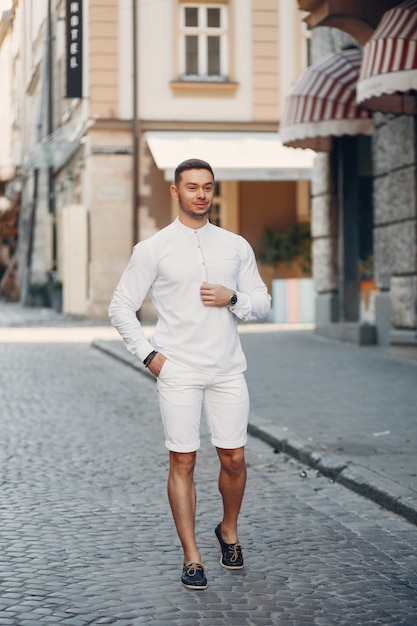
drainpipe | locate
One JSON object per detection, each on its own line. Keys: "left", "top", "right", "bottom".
{"left": 21, "top": 3, "right": 49, "bottom": 304}
{"left": 47, "top": 0, "right": 56, "bottom": 271}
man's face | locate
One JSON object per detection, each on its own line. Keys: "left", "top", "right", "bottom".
{"left": 171, "top": 168, "right": 215, "bottom": 222}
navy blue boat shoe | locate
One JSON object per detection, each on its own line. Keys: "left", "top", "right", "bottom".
{"left": 181, "top": 562, "right": 208, "bottom": 590}
{"left": 215, "top": 523, "right": 244, "bottom": 570}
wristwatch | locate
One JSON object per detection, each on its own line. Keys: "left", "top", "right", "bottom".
{"left": 229, "top": 292, "right": 238, "bottom": 306}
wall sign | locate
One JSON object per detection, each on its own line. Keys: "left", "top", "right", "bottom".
{"left": 66, "top": 0, "right": 83, "bottom": 98}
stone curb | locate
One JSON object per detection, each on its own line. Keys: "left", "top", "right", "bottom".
{"left": 92, "top": 339, "right": 417, "bottom": 528}
{"left": 248, "top": 422, "right": 417, "bottom": 527}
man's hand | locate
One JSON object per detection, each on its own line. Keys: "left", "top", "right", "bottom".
{"left": 148, "top": 352, "right": 167, "bottom": 377}
{"left": 200, "top": 282, "right": 233, "bottom": 307}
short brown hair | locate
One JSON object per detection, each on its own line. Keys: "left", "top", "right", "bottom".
{"left": 174, "top": 159, "right": 214, "bottom": 186}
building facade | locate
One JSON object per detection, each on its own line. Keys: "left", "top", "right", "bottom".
{"left": 281, "top": 0, "right": 417, "bottom": 356}
{"left": 0, "top": 0, "right": 314, "bottom": 319}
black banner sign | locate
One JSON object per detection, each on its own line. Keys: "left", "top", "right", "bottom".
{"left": 66, "top": 0, "right": 83, "bottom": 98}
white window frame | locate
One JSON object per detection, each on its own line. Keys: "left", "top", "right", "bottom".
{"left": 179, "top": 3, "right": 228, "bottom": 81}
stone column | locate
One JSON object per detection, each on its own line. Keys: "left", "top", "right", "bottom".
{"left": 311, "top": 152, "right": 339, "bottom": 325}
{"left": 372, "top": 113, "right": 417, "bottom": 343}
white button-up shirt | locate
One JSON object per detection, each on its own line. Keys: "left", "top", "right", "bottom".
{"left": 109, "top": 218, "right": 271, "bottom": 374}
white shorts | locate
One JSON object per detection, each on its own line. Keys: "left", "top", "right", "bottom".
{"left": 156, "top": 359, "right": 249, "bottom": 453}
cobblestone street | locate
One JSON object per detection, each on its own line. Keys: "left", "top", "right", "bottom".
{"left": 1, "top": 333, "right": 417, "bottom": 625}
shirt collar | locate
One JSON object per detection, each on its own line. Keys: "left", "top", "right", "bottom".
{"left": 175, "top": 217, "right": 211, "bottom": 233}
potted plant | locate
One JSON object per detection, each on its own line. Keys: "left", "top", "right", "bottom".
{"left": 48, "top": 280, "right": 63, "bottom": 313}
{"left": 358, "top": 256, "right": 377, "bottom": 322}
{"left": 257, "top": 222, "right": 314, "bottom": 323}
{"left": 28, "top": 282, "right": 49, "bottom": 307}
{"left": 257, "top": 222, "right": 312, "bottom": 276}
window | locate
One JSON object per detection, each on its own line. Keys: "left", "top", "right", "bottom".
{"left": 300, "top": 13, "right": 312, "bottom": 69}
{"left": 180, "top": 4, "right": 228, "bottom": 81}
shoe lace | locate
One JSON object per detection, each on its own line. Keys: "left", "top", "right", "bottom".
{"left": 185, "top": 562, "right": 206, "bottom": 576}
{"left": 227, "top": 543, "right": 243, "bottom": 562}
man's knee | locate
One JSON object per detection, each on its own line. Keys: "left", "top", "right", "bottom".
{"left": 169, "top": 450, "right": 197, "bottom": 476}
{"left": 217, "top": 447, "right": 246, "bottom": 477}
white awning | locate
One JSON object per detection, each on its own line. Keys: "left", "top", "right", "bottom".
{"left": 144, "top": 131, "right": 316, "bottom": 181}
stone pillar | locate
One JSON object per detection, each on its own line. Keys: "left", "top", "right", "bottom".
{"left": 309, "top": 27, "right": 356, "bottom": 330}
{"left": 372, "top": 113, "right": 417, "bottom": 343}
{"left": 311, "top": 152, "right": 339, "bottom": 325}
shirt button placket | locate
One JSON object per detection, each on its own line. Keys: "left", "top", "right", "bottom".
{"left": 194, "top": 230, "right": 207, "bottom": 282}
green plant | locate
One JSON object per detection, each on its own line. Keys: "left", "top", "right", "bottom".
{"left": 358, "top": 256, "right": 374, "bottom": 281}
{"left": 48, "top": 280, "right": 63, "bottom": 292}
{"left": 28, "top": 282, "right": 45, "bottom": 293}
{"left": 257, "top": 222, "right": 312, "bottom": 275}
{"left": 28, "top": 282, "right": 48, "bottom": 297}
{"left": 28, "top": 282, "right": 49, "bottom": 307}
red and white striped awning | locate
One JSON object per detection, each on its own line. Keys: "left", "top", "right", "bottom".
{"left": 357, "top": 0, "right": 417, "bottom": 114}
{"left": 281, "top": 48, "right": 373, "bottom": 152}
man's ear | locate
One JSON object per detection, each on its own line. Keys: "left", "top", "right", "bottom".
{"left": 170, "top": 184, "right": 179, "bottom": 200}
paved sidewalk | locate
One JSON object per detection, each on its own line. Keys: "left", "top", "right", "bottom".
{"left": 2, "top": 300, "right": 417, "bottom": 526}
{"left": 93, "top": 327, "right": 417, "bottom": 527}
{"left": 2, "top": 322, "right": 417, "bottom": 625}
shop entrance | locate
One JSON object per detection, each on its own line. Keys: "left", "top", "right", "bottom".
{"left": 335, "top": 135, "right": 374, "bottom": 324}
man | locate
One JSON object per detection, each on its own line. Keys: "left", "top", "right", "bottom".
{"left": 109, "top": 159, "right": 271, "bottom": 590}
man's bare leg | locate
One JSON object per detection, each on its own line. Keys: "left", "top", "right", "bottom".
{"left": 216, "top": 446, "right": 247, "bottom": 543}
{"left": 167, "top": 450, "right": 201, "bottom": 564}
